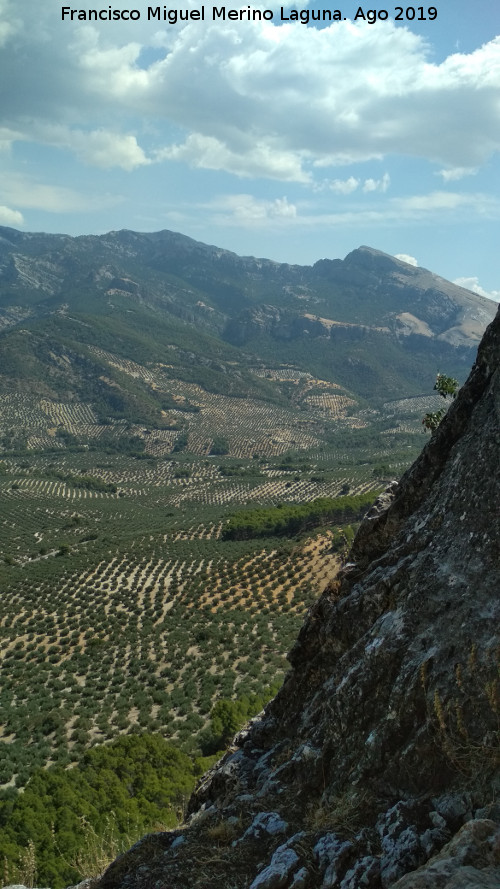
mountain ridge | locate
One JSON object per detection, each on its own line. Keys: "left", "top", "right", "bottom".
{"left": 0, "top": 228, "right": 496, "bottom": 424}
{"left": 0, "top": 226, "right": 494, "bottom": 331}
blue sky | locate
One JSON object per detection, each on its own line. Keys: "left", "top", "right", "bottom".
{"left": 1, "top": 0, "right": 499, "bottom": 299}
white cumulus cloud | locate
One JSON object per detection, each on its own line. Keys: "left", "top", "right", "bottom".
{"left": 32, "top": 125, "right": 151, "bottom": 171}
{"left": 437, "top": 166, "right": 478, "bottom": 182}
{"left": 0, "top": 205, "right": 24, "bottom": 226}
{"left": 207, "top": 194, "right": 297, "bottom": 225}
{"left": 327, "top": 177, "right": 360, "bottom": 194}
{"left": 157, "top": 133, "right": 308, "bottom": 182}
{"left": 322, "top": 173, "right": 390, "bottom": 195}
{"left": 363, "top": 173, "right": 390, "bottom": 193}
{"left": 1, "top": 4, "right": 500, "bottom": 180}
{"left": 395, "top": 253, "right": 418, "bottom": 266}
{"left": 453, "top": 277, "right": 500, "bottom": 303}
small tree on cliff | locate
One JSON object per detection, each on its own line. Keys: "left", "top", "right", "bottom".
{"left": 422, "top": 373, "right": 459, "bottom": 432}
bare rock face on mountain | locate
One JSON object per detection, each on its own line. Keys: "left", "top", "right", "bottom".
{"left": 96, "top": 306, "right": 500, "bottom": 888}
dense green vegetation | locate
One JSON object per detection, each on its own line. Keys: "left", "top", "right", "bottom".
{"left": 0, "top": 687, "right": 280, "bottom": 888}
{"left": 44, "top": 470, "right": 118, "bottom": 494}
{"left": 0, "top": 734, "right": 206, "bottom": 888}
{"left": 199, "top": 685, "right": 281, "bottom": 753}
{"left": 223, "top": 491, "right": 380, "bottom": 540}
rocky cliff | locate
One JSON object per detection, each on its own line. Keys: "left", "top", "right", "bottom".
{"left": 96, "top": 306, "right": 500, "bottom": 888}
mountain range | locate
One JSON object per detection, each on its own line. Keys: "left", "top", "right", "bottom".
{"left": 0, "top": 227, "right": 496, "bottom": 428}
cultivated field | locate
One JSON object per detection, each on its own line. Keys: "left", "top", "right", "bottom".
{"left": 0, "top": 358, "right": 426, "bottom": 788}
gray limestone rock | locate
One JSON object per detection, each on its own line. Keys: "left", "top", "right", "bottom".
{"left": 314, "top": 833, "right": 353, "bottom": 885}
{"left": 339, "top": 856, "right": 381, "bottom": 888}
{"left": 249, "top": 844, "right": 300, "bottom": 889}
{"left": 240, "top": 812, "right": 289, "bottom": 842}
{"left": 290, "top": 867, "right": 309, "bottom": 888}
{"left": 390, "top": 819, "right": 500, "bottom": 888}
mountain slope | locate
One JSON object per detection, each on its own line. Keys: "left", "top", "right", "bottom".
{"left": 0, "top": 228, "right": 495, "bottom": 414}
{"left": 96, "top": 305, "right": 500, "bottom": 889}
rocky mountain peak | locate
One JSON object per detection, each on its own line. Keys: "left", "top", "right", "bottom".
{"left": 95, "top": 306, "right": 500, "bottom": 888}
